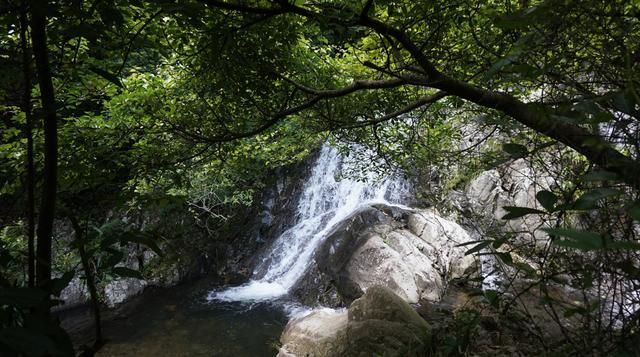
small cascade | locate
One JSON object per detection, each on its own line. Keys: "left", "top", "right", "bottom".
{"left": 209, "top": 144, "right": 409, "bottom": 302}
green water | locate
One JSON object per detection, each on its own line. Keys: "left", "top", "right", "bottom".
{"left": 91, "top": 279, "right": 289, "bottom": 357}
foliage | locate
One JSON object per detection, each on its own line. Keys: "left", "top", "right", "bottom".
{"left": 1, "top": 0, "right": 640, "bottom": 355}
{"left": 457, "top": 143, "right": 640, "bottom": 354}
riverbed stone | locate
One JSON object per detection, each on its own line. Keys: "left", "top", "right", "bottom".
{"left": 279, "top": 286, "right": 430, "bottom": 357}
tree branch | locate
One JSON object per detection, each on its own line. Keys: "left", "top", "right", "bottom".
{"left": 343, "top": 91, "right": 447, "bottom": 129}
{"left": 201, "top": 1, "right": 640, "bottom": 188}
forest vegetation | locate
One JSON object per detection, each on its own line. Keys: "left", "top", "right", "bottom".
{"left": 1, "top": 0, "right": 639, "bottom": 355}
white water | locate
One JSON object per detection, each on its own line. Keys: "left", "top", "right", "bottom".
{"left": 209, "top": 144, "right": 409, "bottom": 303}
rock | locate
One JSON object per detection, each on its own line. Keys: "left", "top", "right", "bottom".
{"left": 278, "top": 309, "right": 349, "bottom": 357}
{"left": 407, "top": 210, "right": 477, "bottom": 281}
{"left": 104, "top": 278, "right": 147, "bottom": 308}
{"left": 58, "top": 276, "right": 89, "bottom": 308}
{"left": 464, "top": 159, "right": 557, "bottom": 246}
{"left": 293, "top": 204, "right": 477, "bottom": 306}
{"left": 279, "top": 286, "right": 430, "bottom": 357}
{"left": 466, "top": 169, "right": 502, "bottom": 217}
{"left": 345, "top": 231, "right": 440, "bottom": 303}
{"left": 292, "top": 206, "right": 402, "bottom": 305}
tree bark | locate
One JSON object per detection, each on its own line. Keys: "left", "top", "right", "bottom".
{"left": 69, "top": 216, "right": 104, "bottom": 349}
{"left": 20, "top": 2, "right": 36, "bottom": 288}
{"left": 357, "top": 15, "right": 640, "bottom": 189}
{"left": 30, "top": 0, "right": 57, "bottom": 296}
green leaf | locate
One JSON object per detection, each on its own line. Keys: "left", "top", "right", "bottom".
{"left": 89, "top": 66, "right": 123, "bottom": 88}
{"left": 563, "top": 307, "right": 585, "bottom": 318}
{"left": 112, "top": 267, "right": 144, "bottom": 279}
{"left": 588, "top": 112, "right": 615, "bottom": 124}
{"left": 502, "top": 143, "right": 528, "bottom": 158}
{"left": 492, "top": 237, "right": 508, "bottom": 249}
{"left": 501, "top": 206, "right": 546, "bottom": 220}
{"left": 101, "top": 250, "right": 124, "bottom": 269}
{"left": 483, "top": 290, "right": 500, "bottom": 308}
{"left": 465, "top": 240, "right": 493, "bottom": 255}
{"left": 616, "top": 261, "right": 640, "bottom": 277}
{"left": 121, "top": 233, "right": 163, "bottom": 257}
{"left": 536, "top": 191, "right": 557, "bottom": 212}
{"left": 495, "top": 251, "right": 513, "bottom": 264}
{"left": 573, "top": 101, "right": 600, "bottom": 114}
{"left": 545, "top": 228, "right": 604, "bottom": 251}
{"left": 573, "top": 188, "right": 622, "bottom": 210}
{"left": 629, "top": 204, "right": 640, "bottom": 221}
{"left": 484, "top": 54, "right": 518, "bottom": 80}
{"left": 581, "top": 171, "right": 618, "bottom": 182}
{"left": 607, "top": 241, "right": 640, "bottom": 250}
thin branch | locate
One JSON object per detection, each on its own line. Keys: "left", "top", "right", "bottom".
{"left": 343, "top": 91, "right": 447, "bottom": 129}
{"left": 116, "top": 9, "right": 163, "bottom": 77}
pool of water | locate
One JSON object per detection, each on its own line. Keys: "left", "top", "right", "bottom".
{"left": 88, "top": 278, "right": 289, "bottom": 357}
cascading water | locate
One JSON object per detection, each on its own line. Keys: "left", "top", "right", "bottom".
{"left": 209, "top": 144, "right": 409, "bottom": 303}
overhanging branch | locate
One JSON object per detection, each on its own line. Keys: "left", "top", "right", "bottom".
{"left": 200, "top": 0, "right": 640, "bottom": 188}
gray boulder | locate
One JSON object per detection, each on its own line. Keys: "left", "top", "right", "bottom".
{"left": 293, "top": 204, "right": 477, "bottom": 306}
{"left": 279, "top": 286, "right": 431, "bottom": 357}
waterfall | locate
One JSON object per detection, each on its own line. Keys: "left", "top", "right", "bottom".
{"left": 209, "top": 144, "right": 409, "bottom": 302}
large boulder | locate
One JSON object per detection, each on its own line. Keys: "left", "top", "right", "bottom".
{"left": 279, "top": 286, "right": 430, "bottom": 357}
{"left": 406, "top": 210, "right": 477, "bottom": 282}
{"left": 277, "top": 309, "right": 349, "bottom": 357}
{"left": 464, "top": 159, "right": 557, "bottom": 246}
{"left": 292, "top": 204, "right": 477, "bottom": 306}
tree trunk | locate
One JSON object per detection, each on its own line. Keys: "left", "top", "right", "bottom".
{"left": 30, "top": 0, "right": 57, "bottom": 297}
{"left": 69, "top": 217, "right": 104, "bottom": 349}
{"left": 20, "top": 2, "right": 36, "bottom": 288}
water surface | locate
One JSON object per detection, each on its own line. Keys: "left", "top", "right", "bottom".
{"left": 94, "top": 279, "right": 288, "bottom": 357}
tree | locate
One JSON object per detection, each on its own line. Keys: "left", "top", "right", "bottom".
{"left": 160, "top": 0, "right": 638, "bottom": 189}
{"left": 1, "top": 0, "right": 639, "bottom": 354}
{"left": 29, "top": 0, "right": 58, "bottom": 301}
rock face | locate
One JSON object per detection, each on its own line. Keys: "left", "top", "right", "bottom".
{"left": 279, "top": 286, "right": 430, "bottom": 357}
{"left": 462, "top": 158, "right": 556, "bottom": 246}
{"left": 292, "top": 204, "right": 477, "bottom": 306}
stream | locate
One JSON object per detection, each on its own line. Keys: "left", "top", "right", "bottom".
{"left": 69, "top": 145, "right": 409, "bottom": 356}
{"left": 90, "top": 277, "right": 288, "bottom": 357}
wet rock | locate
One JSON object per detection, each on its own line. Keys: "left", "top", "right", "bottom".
{"left": 293, "top": 204, "right": 477, "bottom": 307}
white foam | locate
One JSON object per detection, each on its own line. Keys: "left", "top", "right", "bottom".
{"left": 209, "top": 144, "right": 410, "bottom": 303}
{"left": 209, "top": 281, "right": 287, "bottom": 302}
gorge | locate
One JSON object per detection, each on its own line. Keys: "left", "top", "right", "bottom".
{"left": 2, "top": 1, "right": 639, "bottom": 355}
{"left": 90, "top": 143, "right": 485, "bottom": 356}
